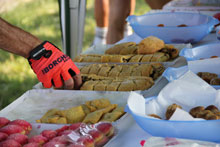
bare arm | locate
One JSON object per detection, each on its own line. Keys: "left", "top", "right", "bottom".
{"left": 0, "top": 17, "right": 42, "bottom": 58}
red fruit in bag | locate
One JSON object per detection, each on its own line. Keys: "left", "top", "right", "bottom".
{"left": 0, "top": 139, "right": 21, "bottom": 147}
{"left": 95, "top": 122, "right": 114, "bottom": 138}
{"left": 9, "top": 119, "right": 32, "bottom": 134}
{"left": 0, "top": 132, "right": 8, "bottom": 142}
{"left": 0, "top": 117, "right": 10, "bottom": 128}
{"left": 28, "top": 135, "right": 48, "bottom": 145}
{"left": 0, "top": 125, "right": 25, "bottom": 135}
{"left": 23, "top": 142, "right": 40, "bottom": 147}
{"left": 41, "top": 130, "right": 57, "bottom": 140}
{"left": 8, "top": 133, "right": 28, "bottom": 145}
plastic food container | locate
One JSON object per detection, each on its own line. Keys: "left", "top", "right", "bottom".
{"left": 180, "top": 42, "right": 220, "bottom": 61}
{"left": 126, "top": 97, "right": 220, "bottom": 143}
{"left": 127, "top": 12, "right": 219, "bottom": 44}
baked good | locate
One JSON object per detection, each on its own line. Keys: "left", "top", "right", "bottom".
{"left": 189, "top": 106, "right": 205, "bottom": 117}
{"left": 137, "top": 36, "right": 165, "bottom": 54}
{"left": 159, "top": 44, "right": 179, "bottom": 59}
{"left": 129, "top": 55, "right": 143, "bottom": 63}
{"left": 165, "top": 104, "right": 182, "bottom": 120}
{"left": 105, "top": 42, "right": 137, "bottom": 54}
{"left": 197, "top": 72, "right": 218, "bottom": 83}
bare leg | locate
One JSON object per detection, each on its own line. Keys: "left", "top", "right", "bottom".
{"left": 107, "top": 0, "right": 136, "bottom": 44}
{"left": 145, "top": 0, "right": 172, "bottom": 9}
{"left": 95, "top": 0, "right": 109, "bottom": 27}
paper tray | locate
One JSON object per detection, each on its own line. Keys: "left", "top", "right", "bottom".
{"left": 0, "top": 89, "right": 131, "bottom": 123}
{"left": 163, "top": 58, "right": 220, "bottom": 89}
{"left": 180, "top": 42, "right": 220, "bottom": 61}
{"left": 75, "top": 35, "right": 192, "bottom": 67}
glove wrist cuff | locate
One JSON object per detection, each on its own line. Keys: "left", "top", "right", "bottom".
{"left": 28, "top": 41, "right": 51, "bottom": 60}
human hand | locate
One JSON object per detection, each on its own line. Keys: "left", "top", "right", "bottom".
{"left": 28, "top": 41, "right": 82, "bottom": 89}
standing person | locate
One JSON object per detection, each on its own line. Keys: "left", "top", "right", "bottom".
{"left": 93, "top": 0, "right": 172, "bottom": 45}
{"left": 0, "top": 17, "right": 82, "bottom": 90}
{"left": 93, "top": 0, "right": 135, "bottom": 45}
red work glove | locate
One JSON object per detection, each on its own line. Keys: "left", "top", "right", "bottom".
{"left": 28, "top": 41, "right": 81, "bottom": 89}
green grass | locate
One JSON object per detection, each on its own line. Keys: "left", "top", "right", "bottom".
{"left": 0, "top": 0, "right": 150, "bottom": 109}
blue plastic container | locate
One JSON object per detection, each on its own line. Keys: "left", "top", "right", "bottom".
{"left": 127, "top": 12, "right": 219, "bottom": 44}
{"left": 180, "top": 42, "right": 220, "bottom": 61}
{"left": 126, "top": 97, "right": 220, "bottom": 143}
{"left": 163, "top": 66, "right": 220, "bottom": 89}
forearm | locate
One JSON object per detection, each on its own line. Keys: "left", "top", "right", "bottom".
{"left": 0, "top": 17, "right": 42, "bottom": 58}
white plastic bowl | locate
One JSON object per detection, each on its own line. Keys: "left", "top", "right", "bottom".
{"left": 127, "top": 12, "right": 219, "bottom": 44}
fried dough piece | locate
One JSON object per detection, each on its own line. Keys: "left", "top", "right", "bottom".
{"left": 112, "top": 106, "right": 125, "bottom": 114}
{"left": 138, "top": 36, "right": 165, "bottom": 54}
{"left": 82, "top": 110, "right": 104, "bottom": 124}
{"left": 106, "top": 81, "right": 121, "bottom": 91}
{"left": 94, "top": 80, "right": 112, "bottom": 91}
{"left": 101, "top": 111, "right": 124, "bottom": 122}
{"left": 205, "top": 105, "right": 219, "bottom": 114}
{"left": 119, "top": 44, "right": 138, "bottom": 55}
{"left": 105, "top": 42, "right": 136, "bottom": 54}
{"left": 80, "top": 81, "right": 99, "bottom": 90}
{"left": 150, "top": 52, "right": 170, "bottom": 62}
{"left": 99, "top": 104, "right": 118, "bottom": 114}
{"left": 108, "top": 65, "right": 123, "bottom": 77}
{"left": 118, "top": 80, "right": 135, "bottom": 91}
{"left": 197, "top": 72, "right": 218, "bottom": 84}
{"left": 129, "top": 55, "right": 144, "bottom": 63}
{"left": 64, "top": 106, "right": 86, "bottom": 123}
{"left": 166, "top": 104, "right": 182, "bottom": 120}
{"left": 47, "top": 115, "right": 60, "bottom": 123}
{"left": 56, "top": 117, "right": 68, "bottom": 124}
{"left": 141, "top": 54, "right": 153, "bottom": 62}
{"left": 87, "top": 98, "right": 111, "bottom": 110}
{"left": 89, "top": 64, "right": 102, "bottom": 75}
{"left": 210, "top": 78, "right": 220, "bottom": 85}
{"left": 119, "top": 65, "right": 137, "bottom": 77}
{"left": 40, "top": 109, "right": 60, "bottom": 123}
{"left": 80, "top": 66, "right": 92, "bottom": 74}
{"left": 73, "top": 55, "right": 84, "bottom": 62}
{"left": 81, "top": 104, "right": 91, "bottom": 115}
{"left": 133, "top": 77, "right": 154, "bottom": 90}
{"left": 98, "top": 66, "right": 112, "bottom": 77}
{"left": 160, "top": 44, "right": 179, "bottom": 59}
{"left": 148, "top": 114, "right": 161, "bottom": 119}
{"left": 189, "top": 106, "right": 205, "bottom": 117}
{"left": 151, "top": 63, "right": 165, "bottom": 80}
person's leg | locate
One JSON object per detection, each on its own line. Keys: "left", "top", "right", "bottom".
{"left": 145, "top": 0, "right": 172, "bottom": 9}
{"left": 107, "top": 0, "right": 135, "bottom": 44}
{"left": 93, "top": 0, "right": 109, "bottom": 45}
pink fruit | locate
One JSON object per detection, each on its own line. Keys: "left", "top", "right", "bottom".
{"left": 95, "top": 122, "right": 114, "bottom": 138}
{"left": 0, "top": 125, "right": 25, "bottom": 135}
{"left": 43, "top": 141, "right": 66, "bottom": 147}
{"left": 9, "top": 119, "right": 32, "bottom": 134}
{"left": 77, "top": 135, "right": 94, "bottom": 147}
{"left": 51, "top": 136, "right": 69, "bottom": 145}
{"left": 8, "top": 133, "right": 28, "bottom": 145}
{"left": 56, "top": 126, "right": 69, "bottom": 134}
{"left": 41, "top": 130, "right": 57, "bottom": 140}
{"left": 0, "top": 132, "right": 8, "bottom": 142}
{"left": 67, "top": 142, "right": 85, "bottom": 147}
{"left": 23, "top": 142, "right": 40, "bottom": 147}
{"left": 28, "top": 135, "right": 48, "bottom": 145}
{"left": 214, "top": 13, "right": 220, "bottom": 21}
{"left": 58, "top": 130, "right": 73, "bottom": 136}
{"left": 88, "top": 129, "right": 108, "bottom": 145}
{"left": 0, "top": 139, "right": 21, "bottom": 147}
{"left": 0, "top": 117, "right": 10, "bottom": 128}
{"left": 69, "top": 123, "right": 83, "bottom": 131}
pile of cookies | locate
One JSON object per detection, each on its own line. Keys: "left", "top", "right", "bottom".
{"left": 197, "top": 72, "right": 220, "bottom": 85}
{"left": 79, "top": 63, "right": 164, "bottom": 91}
{"left": 73, "top": 36, "right": 179, "bottom": 63}
{"left": 37, "top": 98, "right": 125, "bottom": 124}
{"left": 148, "top": 103, "right": 220, "bottom": 120}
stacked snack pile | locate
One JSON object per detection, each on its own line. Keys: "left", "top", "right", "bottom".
{"left": 74, "top": 36, "right": 179, "bottom": 63}
{"left": 37, "top": 98, "right": 125, "bottom": 124}
{"left": 148, "top": 104, "right": 220, "bottom": 120}
{"left": 0, "top": 117, "right": 115, "bottom": 147}
{"left": 79, "top": 63, "right": 164, "bottom": 91}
